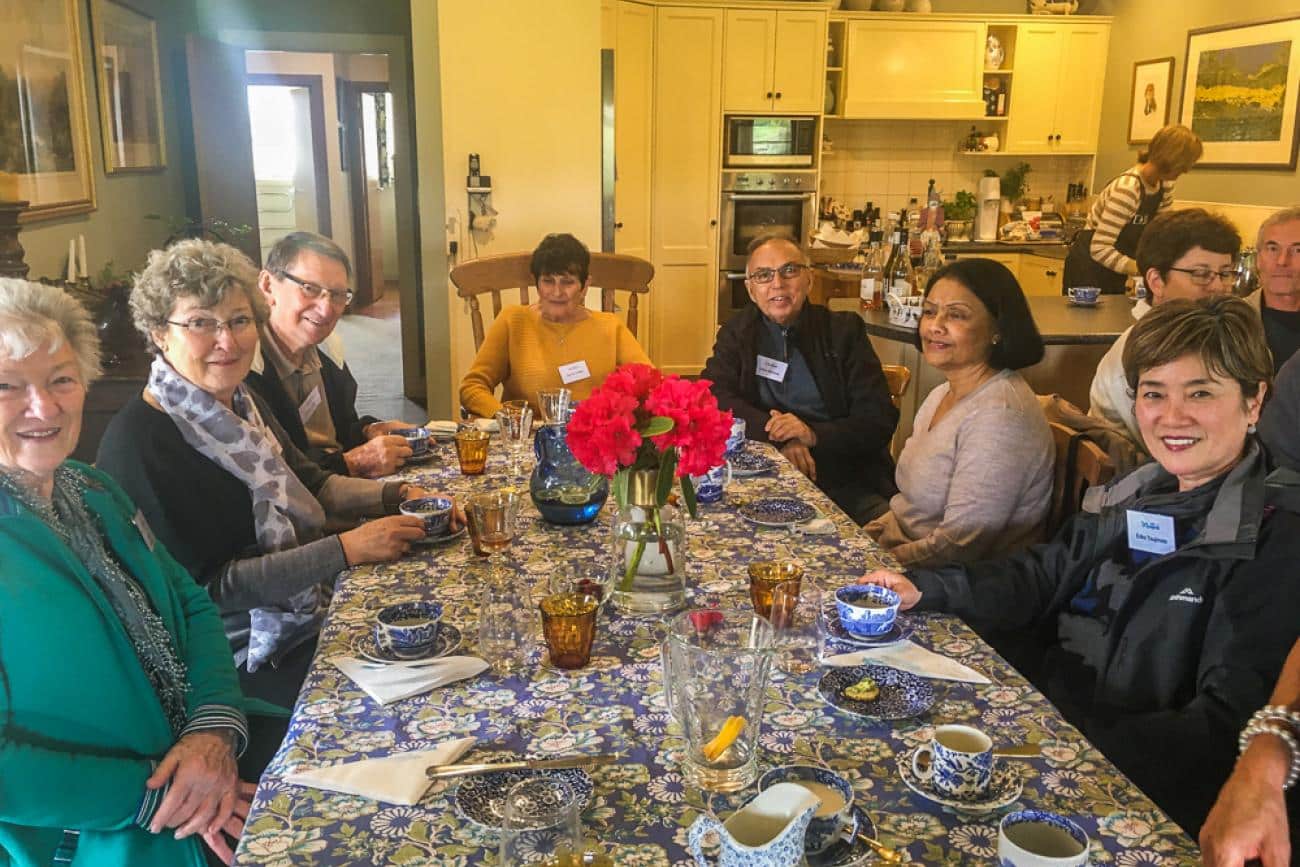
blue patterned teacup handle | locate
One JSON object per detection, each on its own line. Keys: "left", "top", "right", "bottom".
{"left": 687, "top": 814, "right": 722, "bottom": 866}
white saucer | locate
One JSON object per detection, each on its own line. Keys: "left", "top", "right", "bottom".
{"left": 896, "top": 746, "right": 1023, "bottom": 813}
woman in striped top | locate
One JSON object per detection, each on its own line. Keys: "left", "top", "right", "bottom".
{"left": 1064, "top": 124, "right": 1203, "bottom": 294}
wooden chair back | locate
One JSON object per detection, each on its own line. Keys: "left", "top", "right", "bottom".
{"left": 1048, "top": 421, "right": 1117, "bottom": 535}
{"left": 450, "top": 252, "right": 654, "bottom": 351}
{"left": 881, "top": 364, "right": 911, "bottom": 409}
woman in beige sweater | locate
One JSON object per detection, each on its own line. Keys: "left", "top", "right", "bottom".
{"left": 867, "top": 258, "right": 1053, "bottom": 566}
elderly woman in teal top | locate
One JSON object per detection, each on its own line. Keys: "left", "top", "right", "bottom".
{"left": 0, "top": 279, "right": 253, "bottom": 865}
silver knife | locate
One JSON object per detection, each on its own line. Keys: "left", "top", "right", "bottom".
{"left": 425, "top": 754, "right": 617, "bottom": 780}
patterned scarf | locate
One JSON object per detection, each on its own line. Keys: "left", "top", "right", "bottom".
{"left": 148, "top": 355, "right": 326, "bottom": 672}
{"left": 0, "top": 465, "right": 190, "bottom": 733}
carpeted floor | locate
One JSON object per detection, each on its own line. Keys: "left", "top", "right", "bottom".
{"left": 335, "top": 291, "right": 427, "bottom": 425}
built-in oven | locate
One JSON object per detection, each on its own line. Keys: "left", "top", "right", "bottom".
{"left": 717, "top": 169, "right": 817, "bottom": 324}
{"left": 725, "top": 115, "right": 818, "bottom": 168}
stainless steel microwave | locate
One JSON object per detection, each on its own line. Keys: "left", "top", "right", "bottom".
{"left": 724, "top": 116, "right": 818, "bottom": 168}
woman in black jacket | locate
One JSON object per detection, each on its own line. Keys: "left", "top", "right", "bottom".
{"left": 860, "top": 295, "right": 1300, "bottom": 835}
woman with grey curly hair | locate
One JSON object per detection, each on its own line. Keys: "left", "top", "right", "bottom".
{"left": 96, "top": 239, "right": 457, "bottom": 710}
{"left": 0, "top": 278, "right": 255, "bottom": 865}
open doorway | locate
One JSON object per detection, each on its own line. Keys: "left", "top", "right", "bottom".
{"left": 341, "top": 80, "right": 397, "bottom": 310}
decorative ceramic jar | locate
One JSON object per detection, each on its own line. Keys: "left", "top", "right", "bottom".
{"left": 986, "top": 34, "right": 1005, "bottom": 70}
{"left": 609, "top": 468, "right": 687, "bottom": 615}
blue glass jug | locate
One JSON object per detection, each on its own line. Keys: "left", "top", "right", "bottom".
{"left": 529, "top": 419, "right": 608, "bottom": 525}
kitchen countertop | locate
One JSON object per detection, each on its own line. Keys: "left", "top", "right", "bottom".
{"left": 943, "top": 240, "right": 1069, "bottom": 259}
{"left": 860, "top": 293, "right": 1134, "bottom": 346}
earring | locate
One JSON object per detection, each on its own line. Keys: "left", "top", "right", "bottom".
{"left": 992, "top": 335, "right": 1001, "bottom": 345}
{"left": 1248, "top": 423, "right": 1258, "bottom": 434}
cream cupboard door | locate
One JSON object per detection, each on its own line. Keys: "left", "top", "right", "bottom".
{"left": 771, "top": 10, "right": 826, "bottom": 113}
{"left": 1054, "top": 23, "right": 1110, "bottom": 153}
{"left": 1002, "top": 23, "right": 1060, "bottom": 152}
{"left": 723, "top": 10, "right": 776, "bottom": 112}
{"left": 841, "top": 19, "right": 985, "bottom": 119}
{"left": 615, "top": 1, "right": 653, "bottom": 266}
{"left": 1018, "top": 254, "right": 1065, "bottom": 296}
{"left": 651, "top": 6, "right": 722, "bottom": 375}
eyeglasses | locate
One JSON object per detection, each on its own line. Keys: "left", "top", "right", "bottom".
{"left": 746, "top": 262, "right": 809, "bottom": 285}
{"left": 165, "top": 314, "right": 257, "bottom": 338}
{"left": 278, "top": 270, "right": 354, "bottom": 307}
{"left": 1166, "top": 267, "right": 1238, "bottom": 286}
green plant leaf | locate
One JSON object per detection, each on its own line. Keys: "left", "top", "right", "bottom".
{"left": 655, "top": 450, "right": 677, "bottom": 506}
{"left": 638, "top": 415, "right": 675, "bottom": 437}
{"left": 680, "top": 474, "right": 698, "bottom": 519}
{"left": 613, "top": 469, "right": 629, "bottom": 511}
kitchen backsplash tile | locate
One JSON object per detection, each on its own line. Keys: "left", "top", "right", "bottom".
{"left": 821, "top": 119, "right": 1094, "bottom": 215}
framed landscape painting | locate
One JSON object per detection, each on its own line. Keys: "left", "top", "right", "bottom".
{"left": 1128, "top": 57, "right": 1174, "bottom": 145}
{"left": 1180, "top": 15, "right": 1300, "bottom": 170}
{"left": 90, "top": 0, "right": 165, "bottom": 172}
{"left": 0, "top": 0, "right": 97, "bottom": 220}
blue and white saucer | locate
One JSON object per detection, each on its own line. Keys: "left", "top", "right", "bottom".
{"left": 818, "top": 664, "right": 934, "bottom": 720}
{"left": 823, "top": 609, "right": 913, "bottom": 648}
{"left": 897, "top": 746, "right": 1023, "bottom": 813}
{"left": 739, "top": 497, "right": 817, "bottom": 527}
{"left": 361, "top": 623, "right": 462, "bottom": 663}
{"left": 412, "top": 525, "right": 467, "bottom": 546}
{"left": 729, "top": 449, "right": 777, "bottom": 477}
{"left": 404, "top": 450, "right": 440, "bottom": 465}
{"left": 805, "top": 804, "right": 875, "bottom": 866}
{"left": 453, "top": 766, "right": 594, "bottom": 831}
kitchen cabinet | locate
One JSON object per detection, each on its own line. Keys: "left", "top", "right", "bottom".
{"left": 1018, "top": 253, "right": 1065, "bottom": 296}
{"left": 614, "top": 1, "right": 654, "bottom": 270}
{"left": 651, "top": 6, "right": 723, "bottom": 376}
{"left": 840, "top": 18, "right": 986, "bottom": 119}
{"left": 722, "top": 9, "right": 826, "bottom": 114}
{"left": 1003, "top": 21, "right": 1109, "bottom": 154}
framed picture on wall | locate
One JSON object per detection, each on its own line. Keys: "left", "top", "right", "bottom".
{"left": 0, "top": 0, "right": 97, "bottom": 221}
{"left": 1128, "top": 57, "right": 1174, "bottom": 145}
{"left": 89, "top": 0, "right": 165, "bottom": 172}
{"left": 1179, "top": 15, "right": 1300, "bottom": 170}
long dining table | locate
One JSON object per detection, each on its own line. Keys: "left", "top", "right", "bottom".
{"left": 232, "top": 439, "right": 1200, "bottom": 866}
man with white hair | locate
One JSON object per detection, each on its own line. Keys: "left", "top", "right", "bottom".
{"left": 1247, "top": 206, "right": 1300, "bottom": 372}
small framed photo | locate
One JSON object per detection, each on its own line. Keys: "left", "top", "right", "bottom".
{"left": 89, "top": 0, "right": 165, "bottom": 172}
{"left": 1128, "top": 57, "right": 1174, "bottom": 145}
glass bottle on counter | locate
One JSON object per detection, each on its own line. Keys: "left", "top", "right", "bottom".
{"left": 889, "top": 229, "right": 915, "bottom": 297}
{"left": 859, "top": 234, "right": 884, "bottom": 311}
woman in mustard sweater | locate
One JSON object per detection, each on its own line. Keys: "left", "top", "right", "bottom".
{"left": 459, "top": 233, "right": 650, "bottom": 417}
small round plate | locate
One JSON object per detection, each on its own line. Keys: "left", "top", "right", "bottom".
{"left": 361, "top": 623, "right": 462, "bottom": 663}
{"left": 897, "top": 746, "right": 1024, "bottom": 813}
{"left": 412, "top": 525, "right": 468, "bottom": 546}
{"left": 739, "top": 497, "right": 817, "bottom": 527}
{"left": 404, "top": 450, "right": 440, "bottom": 465}
{"left": 729, "top": 449, "right": 777, "bottom": 477}
{"left": 823, "top": 609, "right": 913, "bottom": 648}
{"left": 819, "top": 664, "right": 934, "bottom": 720}
{"left": 453, "top": 767, "right": 594, "bottom": 831}
{"left": 804, "top": 804, "right": 875, "bottom": 867}
{"left": 1065, "top": 299, "right": 1102, "bottom": 308}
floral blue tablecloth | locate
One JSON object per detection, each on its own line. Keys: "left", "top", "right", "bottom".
{"left": 233, "top": 443, "right": 1200, "bottom": 866}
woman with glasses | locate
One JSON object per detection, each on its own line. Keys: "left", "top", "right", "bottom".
{"left": 458, "top": 233, "right": 650, "bottom": 418}
{"left": 1088, "top": 208, "right": 1241, "bottom": 450}
{"left": 865, "top": 258, "right": 1053, "bottom": 565}
{"left": 96, "top": 240, "right": 456, "bottom": 707}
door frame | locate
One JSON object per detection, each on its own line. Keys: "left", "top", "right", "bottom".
{"left": 245, "top": 73, "right": 333, "bottom": 238}
{"left": 340, "top": 79, "right": 391, "bottom": 309}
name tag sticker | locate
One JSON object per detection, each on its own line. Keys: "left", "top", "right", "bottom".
{"left": 1126, "top": 510, "right": 1175, "bottom": 556}
{"left": 133, "top": 510, "right": 157, "bottom": 551}
{"left": 298, "top": 387, "right": 324, "bottom": 425}
{"left": 756, "top": 355, "right": 789, "bottom": 382}
{"left": 558, "top": 360, "right": 591, "bottom": 384}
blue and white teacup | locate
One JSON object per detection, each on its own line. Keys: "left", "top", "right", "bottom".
{"left": 394, "top": 426, "right": 431, "bottom": 457}
{"left": 1067, "top": 286, "right": 1101, "bottom": 305}
{"left": 725, "top": 418, "right": 747, "bottom": 456}
{"left": 399, "top": 496, "right": 453, "bottom": 539}
{"left": 374, "top": 601, "right": 443, "bottom": 659}
{"left": 998, "top": 810, "right": 1090, "bottom": 866}
{"left": 690, "top": 461, "right": 734, "bottom": 504}
{"left": 758, "top": 765, "right": 856, "bottom": 854}
{"left": 834, "top": 584, "right": 900, "bottom": 637}
{"left": 912, "top": 724, "right": 993, "bottom": 800}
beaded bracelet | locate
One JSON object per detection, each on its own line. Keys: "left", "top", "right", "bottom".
{"left": 1238, "top": 719, "right": 1300, "bottom": 790}
{"left": 1256, "top": 705, "right": 1300, "bottom": 733}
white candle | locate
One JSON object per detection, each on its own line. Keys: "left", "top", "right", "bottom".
{"left": 67, "top": 239, "right": 77, "bottom": 283}
{"left": 78, "top": 235, "right": 88, "bottom": 280}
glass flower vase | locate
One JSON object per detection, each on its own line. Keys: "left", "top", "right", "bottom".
{"left": 609, "top": 469, "right": 687, "bottom": 615}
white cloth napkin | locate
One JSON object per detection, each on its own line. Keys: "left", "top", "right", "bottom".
{"left": 284, "top": 737, "right": 476, "bottom": 805}
{"left": 330, "top": 655, "right": 490, "bottom": 705}
{"left": 824, "top": 639, "right": 991, "bottom": 684}
{"left": 791, "top": 516, "right": 836, "bottom": 535}
{"left": 426, "top": 420, "right": 459, "bottom": 436}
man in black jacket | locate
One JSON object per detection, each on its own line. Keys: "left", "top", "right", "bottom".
{"left": 703, "top": 234, "right": 898, "bottom": 523}
{"left": 246, "top": 232, "right": 412, "bottom": 477}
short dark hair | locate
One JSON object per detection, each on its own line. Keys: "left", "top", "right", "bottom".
{"left": 746, "top": 232, "right": 804, "bottom": 259}
{"left": 265, "top": 231, "right": 352, "bottom": 279}
{"left": 530, "top": 233, "right": 590, "bottom": 284}
{"left": 915, "top": 258, "right": 1045, "bottom": 370}
{"left": 1135, "top": 208, "right": 1241, "bottom": 278}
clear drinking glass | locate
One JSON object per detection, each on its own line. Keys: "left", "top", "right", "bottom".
{"left": 769, "top": 582, "right": 822, "bottom": 676}
{"left": 537, "top": 388, "right": 572, "bottom": 424}
{"left": 478, "top": 582, "right": 533, "bottom": 675}
{"left": 496, "top": 400, "right": 534, "bottom": 478}
{"left": 549, "top": 561, "right": 615, "bottom": 616}
{"left": 466, "top": 490, "right": 521, "bottom": 581}
{"left": 498, "top": 777, "right": 581, "bottom": 866}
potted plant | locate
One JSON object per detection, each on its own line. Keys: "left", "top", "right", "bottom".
{"left": 1000, "top": 162, "right": 1032, "bottom": 206}
{"left": 943, "top": 191, "right": 977, "bottom": 241}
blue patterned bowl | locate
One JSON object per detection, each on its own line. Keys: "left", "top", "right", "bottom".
{"left": 393, "top": 426, "right": 431, "bottom": 457}
{"left": 834, "top": 585, "right": 900, "bottom": 637}
{"left": 399, "top": 496, "right": 454, "bottom": 539}
{"left": 374, "top": 601, "right": 442, "bottom": 659}
{"left": 759, "top": 765, "right": 856, "bottom": 854}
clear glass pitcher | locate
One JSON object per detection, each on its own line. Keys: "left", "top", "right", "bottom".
{"left": 664, "top": 608, "right": 774, "bottom": 792}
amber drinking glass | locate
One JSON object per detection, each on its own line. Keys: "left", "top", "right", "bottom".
{"left": 455, "top": 429, "right": 491, "bottom": 475}
{"left": 538, "top": 592, "right": 600, "bottom": 670}
{"left": 466, "top": 490, "right": 521, "bottom": 581}
{"left": 747, "top": 561, "right": 803, "bottom": 621}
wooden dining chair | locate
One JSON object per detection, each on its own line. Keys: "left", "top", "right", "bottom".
{"left": 1048, "top": 421, "right": 1117, "bottom": 535}
{"left": 881, "top": 364, "right": 911, "bottom": 409}
{"left": 450, "top": 252, "right": 654, "bottom": 351}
